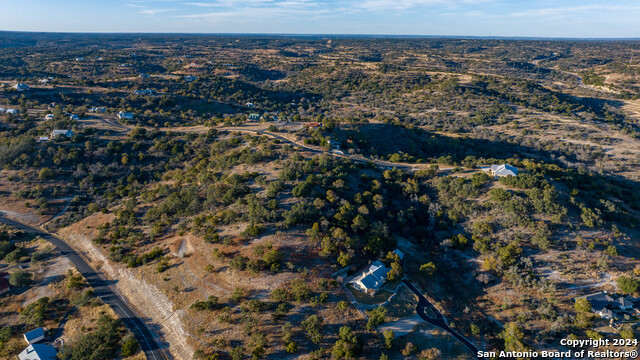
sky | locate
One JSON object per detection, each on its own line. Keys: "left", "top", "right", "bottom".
{"left": 1, "top": 0, "right": 640, "bottom": 38}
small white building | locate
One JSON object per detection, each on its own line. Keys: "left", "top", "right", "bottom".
{"left": 18, "top": 344, "right": 57, "bottom": 360}
{"left": 89, "top": 107, "right": 106, "bottom": 113}
{"left": 44, "top": 114, "right": 54, "bottom": 120}
{"left": 51, "top": 130, "right": 73, "bottom": 138}
{"left": 69, "top": 114, "right": 80, "bottom": 121}
{"left": 349, "top": 260, "right": 390, "bottom": 295}
{"left": 117, "top": 111, "right": 134, "bottom": 120}
{"left": 6, "top": 109, "right": 19, "bottom": 115}
{"left": 13, "top": 83, "right": 30, "bottom": 92}
{"left": 183, "top": 75, "right": 198, "bottom": 82}
{"left": 134, "top": 89, "right": 155, "bottom": 95}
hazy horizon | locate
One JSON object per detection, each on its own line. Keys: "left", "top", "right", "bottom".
{"left": 2, "top": 0, "right": 640, "bottom": 38}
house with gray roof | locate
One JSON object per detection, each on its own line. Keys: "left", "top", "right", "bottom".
{"left": 574, "top": 291, "right": 637, "bottom": 319}
{"left": 134, "top": 89, "right": 156, "bottom": 95}
{"left": 13, "top": 83, "right": 30, "bottom": 92}
{"left": 350, "top": 260, "right": 390, "bottom": 295}
{"left": 117, "top": 111, "right": 134, "bottom": 120}
{"left": 486, "top": 164, "right": 518, "bottom": 177}
{"left": 616, "top": 297, "right": 635, "bottom": 310}
{"left": 51, "top": 130, "right": 73, "bottom": 138}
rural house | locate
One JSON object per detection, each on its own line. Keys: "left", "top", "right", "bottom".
{"left": 13, "top": 83, "right": 30, "bottom": 92}
{"left": 485, "top": 164, "right": 518, "bottom": 178}
{"left": 134, "top": 89, "right": 155, "bottom": 95}
{"left": 117, "top": 111, "right": 134, "bottom": 120}
{"left": 51, "top": 130, "right": 74, "bottom": 138}
{"left": 574, "top": 291, "right": 638, "bottom": 319}
{"left": 18, "top": 344, "right": 57, "bottom": 360}
{"left": 350, "top": 260, "right": 390, "bottom": 295}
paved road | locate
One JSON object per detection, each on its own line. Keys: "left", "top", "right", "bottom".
{"left": 93, "top": 118, "right": 455, "bottom": 173}
{"left": 0, "top": 215, "right": 170, "bottom": 360}
{"left": 211, "top": 126, "right": 454, "bottom": 172}
{"left": 403, "top": 279, "right": 487, "bottom": 360}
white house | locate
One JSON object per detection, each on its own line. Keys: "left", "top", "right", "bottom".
{"left": 18, "top": 344, "right": 57, "bottom": 360}
{"left": 89, "top": 107, "right": 106, "bottom": 113}
{"left": 44, "top": 114, "right": 54, "bottom": 120}
{"left": 485, "top": 164, "right": 518, "bottom": 178}
{"left": 69, "top": 114, "right": 80, "bottom": 121}
{"left": 183, "top": 75, "right": 198, "bottom": 82}
{"left": 13, "top": 83, "right": 30, "bottom": 92}
{"left": 350, "top": 260, "right": 390, "bottom": 295}
{"left": 134, "top": 89, "right": 155, "bottom": 95}
{"left": 117, "top": 111, "right": 134, "bottom": 120}
{"left": 327, "top": 139, "right": 342, "bottom": 150}
{"left": 23, "top": 328, "right": 45, "bottom": 344}
{"left": 51, "top": 130, "right": 73, "bottom": 138}
{"left": 6, "top": 109, "right": 19, "bottom": 115}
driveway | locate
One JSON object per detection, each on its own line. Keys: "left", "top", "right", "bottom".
{"left": 403, "top": 279, "right": 487, "bottom": 360}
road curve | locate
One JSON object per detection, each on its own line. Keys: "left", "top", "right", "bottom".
{"left": 100, "top": 120, "right": 455, "bottom": 173}
{"left": 0, "top": 215, "right": 170, "bottom": 360}
{"left": 403, "top": 279, "right": 487, "bottom": 360}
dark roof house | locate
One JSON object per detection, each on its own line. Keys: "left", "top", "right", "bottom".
{"left": 23, "top": 327, "right": 45, "bottom": 344}
{"left": 574, "top": 291, "right": 637, "bottom": 318}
